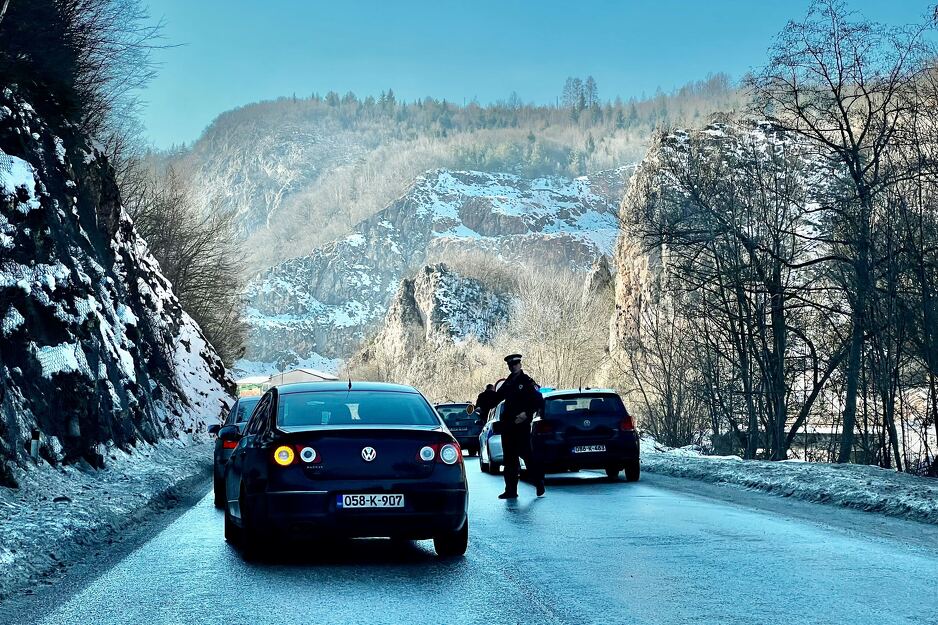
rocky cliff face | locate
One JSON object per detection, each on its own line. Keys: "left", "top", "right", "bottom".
{"left": 609, "top": 119, "right": 832, "bottom": 356}
{"left": 241, "top": 167, "right": 628, "bottom": 370}
{"left": 367, "top": 263, "right": 511, "bottom": 365}
{"left": 0, "top": 88, "right": 232, "bottom": 477}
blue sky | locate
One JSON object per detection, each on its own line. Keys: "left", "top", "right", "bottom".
{"left": 141, "top": 0, "right": 932, "bottom": 148}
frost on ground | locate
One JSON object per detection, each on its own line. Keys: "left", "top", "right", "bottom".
{"left": 641, "top": 436, "right": 938, "bottom": 525}
{"left": 0, "top": 439, "right": 212, "bottom": 602}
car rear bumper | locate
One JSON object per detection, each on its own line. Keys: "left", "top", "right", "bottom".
{"left": 249, "top": 486, "right": 468, "bottom": 539}
{"left": 453, "top": 435, "right": 479, "bottom": 451}
{"left": 533, "top": 435, "right": 640, "bottom": 471}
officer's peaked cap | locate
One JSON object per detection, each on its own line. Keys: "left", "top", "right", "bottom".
{"left": 504, "top": 353, "right": 523, "bottom": 365}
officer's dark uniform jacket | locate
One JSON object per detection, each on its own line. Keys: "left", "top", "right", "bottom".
{"left": 494, "top": 371, "right": 542, "bottom": 429}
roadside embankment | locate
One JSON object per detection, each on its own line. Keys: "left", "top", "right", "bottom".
{"left": 0, "top": 438, "right": 212, "bottom": 602}
{"left": 641, "top": 437, "right": 938, "bottom": 525}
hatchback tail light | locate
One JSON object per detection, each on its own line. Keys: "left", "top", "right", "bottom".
{"left": 620, "top": 415, "right": 635, "bottom": 431}
{"left": 532, "top": 420, "right": 554, "bottom": 434}
{"left": 222, "top": 440, "right": 238, "bottom": 450}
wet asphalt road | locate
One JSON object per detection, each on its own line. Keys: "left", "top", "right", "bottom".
{"left": 14, "top": 460, "right": 938, "bottom": 625}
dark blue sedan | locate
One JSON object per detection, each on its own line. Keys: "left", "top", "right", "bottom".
{"left": 209, "top": 395, "right": 261, "bottom": 508}
{"left": 221, "top": 382, "right": 469, "bottom": 558}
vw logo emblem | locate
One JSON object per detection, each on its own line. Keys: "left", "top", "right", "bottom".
{"left": 583, "top": 419, "right": 591, "bottom": 427}
{"left": 361, "top": 447, "right": 377, "bottom": 462}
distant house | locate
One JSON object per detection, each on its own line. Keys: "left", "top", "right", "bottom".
{"left": 235, "top": 375, "right": 270, "bottom": 397}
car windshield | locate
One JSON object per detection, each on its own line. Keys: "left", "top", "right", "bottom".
{"left": 277, "top": 390, "right": 440, "bottom": 427}
{"left": 544, "top": 394, "right": 627, "bottom": 419}
{"left": 226, "top": 397, "right": 261, "bottom": 424}
{"left": 437, "top": 405, "right": 472, "bottom": 424}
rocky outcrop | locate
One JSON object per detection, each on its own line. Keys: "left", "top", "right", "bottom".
{"left": 243, "top": 167, "right": 629, "bottom": 367}
{"left": 0, "top": 88, "right": 233, "bottom": 476}
{"left": 609, "top": 119, "right": 833, "bottom": 356}
{"left": 372, "top": 263, "right": 511, "bottom": 362}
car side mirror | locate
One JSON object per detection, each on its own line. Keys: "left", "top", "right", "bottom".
{"left": 466, "top": 403, "right": 475, "bottom": 414}
{"left": 218, "top": 425, "right": 241, "bottom": 442}
{"left": 208, "top": 424, "right": 221, "bottom": 436}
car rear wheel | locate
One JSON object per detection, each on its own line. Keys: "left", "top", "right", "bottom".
{"left": 479, "top": 453, "right": 490, "bottom": 473}
{"left": 487, "top": 461, "right": 501, "bottom": 475}
{"left": 434, "top": 519, "right": 468, "bottom": 557}
{"left": 605, "top": 466, "right": 621, "bottom": 480}
{"left": 625, "top": 460, "right": 640, "bottom": 482}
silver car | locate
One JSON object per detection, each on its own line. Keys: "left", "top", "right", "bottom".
{"left": 478, "top": 401, "right": 504, "bottom": 474}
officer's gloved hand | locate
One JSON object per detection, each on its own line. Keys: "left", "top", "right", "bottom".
{"left": 514, "top": 411, "right": 528, "bottom": 424}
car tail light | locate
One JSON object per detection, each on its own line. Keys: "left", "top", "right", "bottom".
{"left": 620, "top": 415, "right": 635, "bottom": 431}
{"left": 222, "top": 440, "right": 238, "bottom": 450}
{"left": 273, "top": 445, "right": 295, "bottom": 466}
{"left": 532, "top": 420, "right": 554, "bottom": 434}
{"left": 298, "top": 446, "right": 320, "bottom": 464}
{"left": 417, "top": 443, "right": 463, "bottom": 464}
{"left": 439, "top": 443, "right": 460, "bottom": 465}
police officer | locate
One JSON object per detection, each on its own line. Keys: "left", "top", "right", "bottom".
{"left": 492, "top": 353, "right": 545, "bottom": 499}
{"left": 473, "top": 384, "right": 498, "bottom": 422}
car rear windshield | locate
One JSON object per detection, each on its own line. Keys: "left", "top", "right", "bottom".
{"left": 437, "top": 405, "right": 472, "bottom": 424}
{"left": 277, "top": 391, "right": 440, "bottom": 427}
{"left": 544, "top": 394, "right": 627, "bottom": 419}
{"left": 226, "top": 397, "right": 261, "bottom": 424}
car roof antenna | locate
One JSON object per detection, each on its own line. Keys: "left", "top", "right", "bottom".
{"left": 348, "top": 377, "right": 353, "bottom": 391}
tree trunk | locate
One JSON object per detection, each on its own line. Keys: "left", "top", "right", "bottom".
{"left": 838, "top": 315, "right": 864, "bottom": 464}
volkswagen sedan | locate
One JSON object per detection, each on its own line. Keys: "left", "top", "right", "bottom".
{"left": 221, "top": 382, "right": 469, "bottom": 558}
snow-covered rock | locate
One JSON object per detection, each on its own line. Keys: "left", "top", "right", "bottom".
{"left": 243, "top": 167, "right": 629, "bottom": 367}
{"left": 365, "top": 263, "right": 511, "bottom": 365}
{"left": 0, "top": 89, "right": 233, "bottom": 477}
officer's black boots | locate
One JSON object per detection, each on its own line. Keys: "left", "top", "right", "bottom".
{"left": 536, "top": 479, "right": 546, "bottom": 497}
{"left": 499, "top": 475, "right": 519, "bottom": 499}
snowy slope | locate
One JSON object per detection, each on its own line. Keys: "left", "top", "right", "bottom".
{"left": 241, "top": 167, "right": 629, "bottom": 370}
{"left": 0, "top": 88, "right": 233, "bottom": 475}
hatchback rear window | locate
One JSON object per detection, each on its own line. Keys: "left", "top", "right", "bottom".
{"left": 437, "top": 405, "right": 473, "bottom": 424}
{"left": 277, "top": 391, "right": 440, "bottom": 427}
{"left": 226, "top": 397, "right": 261, "bottom": 424}
{"left": 545, "top": 395, "right": 627, "bottom": 419}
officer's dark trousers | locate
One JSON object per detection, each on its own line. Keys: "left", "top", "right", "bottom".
{"left": 501, "top": 427, "right": 543, "bottom": 494}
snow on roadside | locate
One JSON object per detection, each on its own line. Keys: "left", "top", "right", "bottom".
{"left": 0, "top": 439, "right": 212, "bottom": 602}
{"left": 641, "top": 435, "right": 938, "bottom": 525}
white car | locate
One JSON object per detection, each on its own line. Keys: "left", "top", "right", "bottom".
{"left": 478, "top": 401, "right": 504, "bottom": 474}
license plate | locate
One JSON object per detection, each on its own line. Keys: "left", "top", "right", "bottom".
{"left": 337, "top": 494, "right": 405, "bottom": 509}
{"left": 573, "top": 445, "right": 606, "bottom": 453}
{"left": 450, "top": 427, "right": 467, "bottom": 432}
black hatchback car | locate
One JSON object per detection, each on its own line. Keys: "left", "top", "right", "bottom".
{"left": 531, "top": 389, "right": 640, "bottom": 481}
{"left": 221, "top": 382, "right": 469, "bottom": 558}
{"left": 435, "top": 403, "right": 483, "bottom": 455}
{"left": 209, "top": 395, "right": 261, "bottom": 508}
